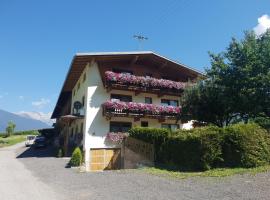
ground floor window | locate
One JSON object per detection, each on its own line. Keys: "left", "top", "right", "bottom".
{"left": 110, "top": 122, "right": 132, "bottom": 132}
{"left": 161, "top": 124, "right": 179, "bottom": 131}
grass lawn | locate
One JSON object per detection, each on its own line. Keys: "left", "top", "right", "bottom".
{"left": 141, "top": 165, "right": 270, "bottom": 179}
{"left": 0, "top": 135, "right": 26, "bottom": 148}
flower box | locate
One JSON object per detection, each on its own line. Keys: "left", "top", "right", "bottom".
{"left": 102, "top": 100, "right": 181, "bottom": 119}
{"left": 105, "top": 71, "right": 185, "bottom": 95}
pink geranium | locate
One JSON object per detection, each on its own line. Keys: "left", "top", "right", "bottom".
{"left": 106, "top": 132, "right": 128, "bottom": 143}
{"left": 105, "top": 71, "right": 185, "bottom": 90}
{"left": 102, "top": 100, "right": 181, "bottom": 116}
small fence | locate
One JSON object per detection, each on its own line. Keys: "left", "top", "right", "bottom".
{"left": 123, "top": 137, "right": 154, "bottom": 167}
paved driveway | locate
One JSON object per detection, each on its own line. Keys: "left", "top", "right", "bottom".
{"left": 1, "top": 143, "right": 270, "bottom": 200}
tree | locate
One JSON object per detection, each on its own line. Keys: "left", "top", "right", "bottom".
{"left": 181, "top": 30, "right": 270, "bottom": 126}
{"left": 6, "top": 121, "right": 16, "bottom": 137}
{"left": 181, "top": 81, "right": 235, "bottom": 127}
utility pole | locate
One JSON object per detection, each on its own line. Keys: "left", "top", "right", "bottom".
{"left": 133, "top": 35, "right": 148, "bottom": 50}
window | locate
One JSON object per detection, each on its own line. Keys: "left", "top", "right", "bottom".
{"left": 145, "top": 97, "right": 152, "bottom": 104}
{"left": 161, "top": 124, "right": 179, "bottom": 131}
{"left": 82, "top": 96, "right": 85, "bottom": 107}
{"left": 111, "top": 94, "right": 132, "bottom": 102}
{"left": 141, "top": 121, "right": 148, "bottom": 127}
{"left": 83, "top": 73, "right": 86, "bottom": 82}
{"left": 80, "top": 123, "right": 84, "bottom": 133}
{"left": 110, "top": 122, "right": 132, "bottom": 132}
{"left": 161, "top": 99, "right": 179, "bottom": 107}
{"left": 112, "top": 68, "right": 133, "bottom": 74}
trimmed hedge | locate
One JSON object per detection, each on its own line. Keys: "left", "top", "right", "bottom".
{"left": 129, "top": 127, "right": 171, "bottom": 162}
{"left": 160, "top": 126, "right": 223, "bottom": 171}
{"left": 222, "top": 123, "right": 270, "bottom": 168}
{"left": 128, "top": 123, "right": 270, "bottom": 171}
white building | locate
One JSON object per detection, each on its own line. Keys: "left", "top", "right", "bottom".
{"left": 51, "top": 51, "right": 202, "bottom": 171}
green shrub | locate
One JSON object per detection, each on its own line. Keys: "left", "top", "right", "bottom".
{"left": 222, "top": 123, "right": 270, "bottom": 168}
{"left": 161, "top": 126, "right": 223, "bottom": 171}
{"left": 129, "top": 127, "right": 171, "bottom": 162}
{"left": 129, "top": 124, "right": 270, "bottom": 171}
{"left": 69, "top": 147, "right": 82, "bottom": 167}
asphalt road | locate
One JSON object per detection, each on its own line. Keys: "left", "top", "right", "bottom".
{"left": 1, "top": 143, "right": 270, "bottom": 200}
{"left": 0, "top": 143, "right": 63, "bottom": 200}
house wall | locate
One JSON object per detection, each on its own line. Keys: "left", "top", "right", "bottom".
{"left": 82, "top": 61, "right": 185, "bottom": 170}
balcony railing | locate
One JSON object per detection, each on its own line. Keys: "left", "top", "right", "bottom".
{"left": 104, "top": 71, "right": 186, "bottom": 96}
{"left": 102, "top": 100, "right": 181, "bottom": 120}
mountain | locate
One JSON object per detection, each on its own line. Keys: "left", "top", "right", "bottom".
{"left": 16, "top": 111, "right": 55, "bottom": 126}
{"left": 0, "top": 109, "right": 50, "bottom": 132}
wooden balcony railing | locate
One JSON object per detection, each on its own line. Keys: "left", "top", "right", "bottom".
{"left": 104, "top": 71, "right": 187, "bottom": 96}
{"left": 102, "top": 100, "right": 181, "bottom": 121}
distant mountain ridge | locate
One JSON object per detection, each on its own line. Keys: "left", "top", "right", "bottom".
{"left": 16, "top": 111, "right": 54, "bottom": 125}
{"left": 0, "top": 109, "right": 50, "bottom": 132}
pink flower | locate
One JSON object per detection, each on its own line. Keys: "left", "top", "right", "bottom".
{"left": 106, "top": 132, "right": 128, "bottom": 143}
{"left": 105, "top": 71, "right": 185, "bottom": 90}
{"left": 103, "top": 100, "right": 181, "bottom": 116}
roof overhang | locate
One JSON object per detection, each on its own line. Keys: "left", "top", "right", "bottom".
{"left": 51, "top": 51, "right": 204, "bottom": 119}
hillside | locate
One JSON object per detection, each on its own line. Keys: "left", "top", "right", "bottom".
{"left": 0, "top": 109, "right": 50, "bottom": 132}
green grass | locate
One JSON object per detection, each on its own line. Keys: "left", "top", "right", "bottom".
{"left": 141, "top": 165, "right": 270, "bottom": 179}
{"left": 0, "top": 135, "right": 26, "bottom": 148}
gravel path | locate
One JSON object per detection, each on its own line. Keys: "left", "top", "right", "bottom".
{"left": 2, "top": 143, "right": 270, "bottom": 200}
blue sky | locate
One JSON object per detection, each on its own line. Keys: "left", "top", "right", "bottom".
{"left": 0, "top": 0, "right": 269, "bottom": 116}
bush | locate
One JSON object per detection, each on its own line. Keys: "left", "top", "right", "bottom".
{"left": 129, "top": 127, "right": 171, "bottom": 162}
{"left": 222, "top": 123, "right": 270, "bottom": 168}
{"left": 129, "top": 124, "right": 270, "bottom": 171}
{"left": 69, "top": 147, "right": 82, "bottom": 167}
{"left": 160, "top": 126, "right": 223, "bottom": 171}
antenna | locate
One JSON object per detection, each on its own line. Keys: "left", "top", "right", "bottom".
{"left": 133, "top": 35, "right": 148, "bottom": 50}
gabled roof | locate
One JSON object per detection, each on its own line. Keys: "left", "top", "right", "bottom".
{"left": 51, "top": 51, "right": 203, "bottom": 119}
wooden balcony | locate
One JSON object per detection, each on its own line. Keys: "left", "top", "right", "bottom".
{"left": 102, "top": 101, "right": 181, "bottom": 122}
{"left": 104, "top": 71, "right": 186, "bottom": 97}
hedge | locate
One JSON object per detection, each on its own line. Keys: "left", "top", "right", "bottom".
{"left": 128, "top": 127, "right": 171, "bottom": 162}
{"left": 222, "top": 123, "right": 270, "bottom": 168}
{"left": 128, "top": 123, "right": 270, "bottom": 171}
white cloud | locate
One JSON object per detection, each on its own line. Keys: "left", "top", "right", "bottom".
{"left": 19, "top": 96, "right": 24, "bottom": 100}
{"left": 254, "top": 14, "right": 270, "bottom": 36}
{"left": 32, "top": 98, "right": 50, "bottom": 108}
{"left": 16, "top": 111, "right": 55, "bottom": 125}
